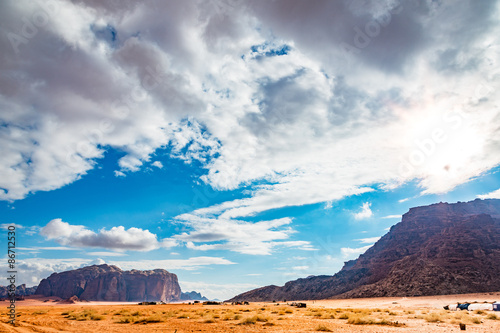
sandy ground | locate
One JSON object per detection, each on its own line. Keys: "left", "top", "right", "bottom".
{"left": 0, "top": 293, "right": 499, "bottom": 332}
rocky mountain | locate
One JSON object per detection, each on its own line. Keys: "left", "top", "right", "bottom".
{"left": 229, "top": 199, "right": 500, "bottom": 301}
{"left": 180, "top": 291, "right": 209, "bottom": 301}
{"left": 35, "top": 264, "right": 181, "bottom": 302}
{"left": 0, "top": 284, "right": 37, "bottom": 298}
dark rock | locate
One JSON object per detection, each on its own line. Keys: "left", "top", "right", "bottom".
{"left": 0, "top": 284, "right": 37, "bottom": 298}
{"left": 229, "top": 199, "right": 500, "bottom": 301}
{"left": 35, "top": 264, "right": 181, "bottom": 302}
{"left": 180, "top": 291, "right": 209, "bottom": 301}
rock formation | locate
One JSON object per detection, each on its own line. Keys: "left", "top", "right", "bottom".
{"left": 180, "top": 291, "right": 209, "bottom": 301}
{"left": 229, "top": 199, "right": 500, "bottom": 301}
{"left": 35, "top": 264, "right": 181, "bottom": 302}
{"left": 0, "top": 284, "right": 37, "bottom": 298}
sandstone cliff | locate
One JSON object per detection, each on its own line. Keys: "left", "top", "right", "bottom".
{"left": 35, "top": 264, "right": 181, "bottom": 302}
{"left": 229, "top": 199, "right": 500, "bottom": 301}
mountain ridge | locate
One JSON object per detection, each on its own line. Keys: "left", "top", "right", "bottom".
{"left": 228, "top": 198, "right": 500, "bottom": 301}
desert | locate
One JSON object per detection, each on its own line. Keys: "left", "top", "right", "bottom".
{"left": 2, "top": 293, "right": 500, "bottom": 332}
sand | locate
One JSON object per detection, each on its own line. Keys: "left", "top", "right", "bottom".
{"left": 1, "top": 292, "right": 499, "bottom": 332}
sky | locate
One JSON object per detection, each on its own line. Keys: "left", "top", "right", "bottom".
{"left": 0, "top": 0, "right": 500, "bottom": 300}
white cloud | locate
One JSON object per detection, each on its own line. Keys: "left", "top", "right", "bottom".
{"left": 40, "top": 218, "right": 177, "bottom": 251}
{"left": 0, "top": 223, "right": 23, "bottom": 229}
{"left": 0, "top": 0, "right": 499, "bottom": 237}
{"left": 398, "top": 198, "right": 409, "bottom": 203}
{"left": 353, "top": 202, "right": 373, "bottom": 220}
{"left": 114, "top": 170, "right": 126, "bottom": 177}
{"left": 477, "top": 188, "right": 500, "bottom": 199}
{"left": 152, "top": 161, "right": 163, "bottom": 168}
{"left": 382, "top": 215, "right": 401, "bottom": 219}
{"left": 292, "top": 266, "right": 309, "bottom": 271}
{"left": 356, "top": 236, "right": 381, "bottom": 244}
{"left": 341, "top": 245, "right": 372, "bottom": 260}
{"left": 175, "top": 214, "right": 314, "bottom": 255}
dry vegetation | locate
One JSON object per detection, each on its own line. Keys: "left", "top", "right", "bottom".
{"left": 1, "top": 299, "right": 500, "bottom": 332}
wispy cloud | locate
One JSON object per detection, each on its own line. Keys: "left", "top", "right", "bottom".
{"left": 382, "top": 215, "right": 401, "bottom": 219}
{"left": 175, "top": 214, "right": 314, "bottom": 255}
{"left": 356, "top": 237, "right": 381, "bottom": 244}
{"left": 341, "top": 245, "right": 372, "bottom": 260}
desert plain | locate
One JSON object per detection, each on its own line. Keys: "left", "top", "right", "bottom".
{"left": 1, "top": 293, "right": 499, "bottom": 332}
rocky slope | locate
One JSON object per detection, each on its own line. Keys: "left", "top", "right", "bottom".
{"left": 229, "top": 199, "right": 500, "bottom": 301}
{"left": 35, "top": 264, "right": 181, "bottom": 302}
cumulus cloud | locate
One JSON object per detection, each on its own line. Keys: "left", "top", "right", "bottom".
{"left": 40, "top": 218, "right": 177, "bottom": 251}
{"left": 1, "top": 0, "right": 500, "bottom": 241}
{"left": 353, "top": 202, "right": 373, "bottom": 220}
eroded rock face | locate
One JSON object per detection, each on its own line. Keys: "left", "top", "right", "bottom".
{"left": 229, "top": 199, "right": 500, "bottom": 301}
{"left": 35, "top": 264, "right": 181, "bottom": 302}
{"left": 0, "top": 284, "right": 37, "bottom": 298}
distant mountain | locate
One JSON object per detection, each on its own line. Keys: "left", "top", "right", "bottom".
{"left": 0, "top": 284, "right": 37, "bottom": 298}
{"left": 36, "top": 264, "right": 181, "bottom": 302}
{"left": 180, "top": 290, "right": 209, "bottom": 301}
{"left": 229, "top": 199, "right": 500, "bottom": 301}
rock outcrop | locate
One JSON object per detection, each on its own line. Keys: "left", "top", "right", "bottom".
{"left": 35, "top": 264, "right": 181, "bottom": 302}
{"left": 229, "top": 199, "right": 500, "bottom": 301}
{"left": 0, "top": 284, "right": 37, "bottom": 298}
{"left": 180, "top": 291, "right": 209, "bottom": 301}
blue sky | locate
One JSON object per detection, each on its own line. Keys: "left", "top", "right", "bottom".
{"left": 1, "top": 0, "right": 500, "bottom": 300}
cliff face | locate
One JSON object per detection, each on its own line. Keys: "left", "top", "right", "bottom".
{"left": 35, "top": 264, "right": 181, "bottom": 302}
{"left": 229, "top": 199, "right": 500, "bottom": 301}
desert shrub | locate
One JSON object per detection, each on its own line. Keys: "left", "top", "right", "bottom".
{"left": 90, "top": 314, "right": 105, "bottom": 321}
{"left": 487, "top": 313, "right": 498, "bottom": 320}
{"left": 135, "top": 314, "right": 164, "bottom": 323}
{"left": 239, "top": 315, "right": 268, "bottom": 325}
{"left": 117, "top": 316, "right": 135, "bottom": 323}
{"left": 240, "top": 316, "right": 257, "bottom": 325}
{"left": 315, "top": 324, "right": 333, "bottom": 332}
{"left": 471, "top": 317, "right": 481, "bottom": 324}
{"left": 338, "top": 313, "right": 349, "bottom": 319}
{"left": 424, "top": 313, "right": 443, "bottom": 323}
{"left": 32, "top": 310, "right": 48, "bottom": 315}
